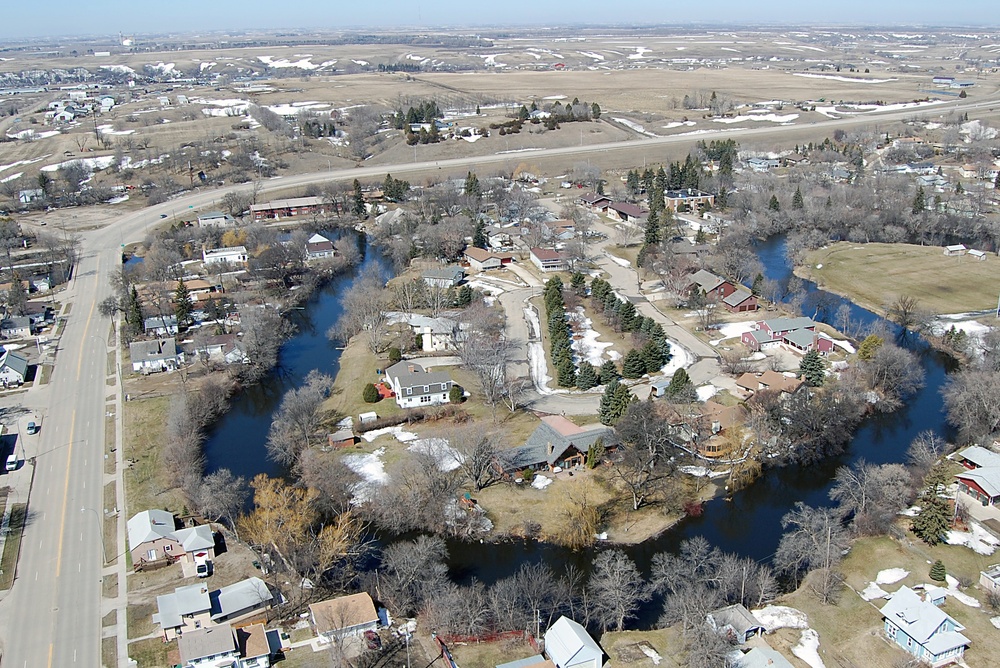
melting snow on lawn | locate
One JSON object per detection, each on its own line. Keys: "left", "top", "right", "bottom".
{"left": 613, "top": 118, "right": 658, "bottom": 137}
{"left": 639, "top": 646, "right": 661, "bottom": 664}
{"left": 531, "top": 474, "right": 552, "bottom": 490}
{"left": 605, "top": 253, "right": 631, "bottom": 267}
{"left": 792, "top": 72, "right": 896, "bottom": 84}
{"left": 660, "top": 342, "right": 692, "bottom": 378}
{"left": 569, "top": 307, "right": 615, "bottom": 366}
{"left": 7, "top": 129, "right": 60, "bottom": 140}
{"left": 931, "top": 318, "right": 990, "bottom": 337}
{"left": 752, "top": 605, "right": 808, "bottom": 631}
{"left": 0, "top": 172, "right": 22, "bottom": 183}
{"left": 713, "top": 113, "right": 798, "bottom": 124}
{"left": 663, "top": 121, "right": 697, "bottom": 129}
{"left": 792, "top": 629, "right": 826, "bottom": 668}
{"left": 0, "top": 156, "right": 48, "bottom": 173}
{"left": 41, "top": 156, "right": 116, "bottom": 172}
{"left": 877, "top": 568, "right": 909, "bottom": 584}
{"left": 915, "top": 580, "right": 981, "bottom": 608}
{"left": 710, "top": 320, "right": 757, "bottom": 345}
{"left": 946, "top": 522, "right": 1000, "bottom": 555}
{"left": 696, "top": 384, "right": 718, "bottom": 401}
{"left": 408, "top": 438, "right": 462, "bottom": 472}
{"left": 861, "top": 583, "right": 889, "bottom": 601}
{"left": 342, "top": 447, "right": 388, "bottom": 501}
{"left": 361, "top": 425, "right": 418, "bottom": 443}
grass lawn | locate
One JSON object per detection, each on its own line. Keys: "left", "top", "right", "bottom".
{"left": 123, "top": 395, "right": 186, "bottom": 518}
{"left": 38, "top": 364, "right": 52, "bottom": 385}
{"left": 0, "top": 503, "right": 25, "bottom": 590}
{"left": 802, "top": 242, "right": 1000, "bottom": 315}
{"left": 102, "top": 637, "right": 117, "bottom": 668}
{"left": 603, "top": 628, "right": 684, "bottom": 668}
{"left": 325, "top": 336, "right": 403, "bottom": 422}
{"left": 450, "top": 637, "right": 539, "bottom": 668}
{"left": 127, "top": 637, "right": 170, "bottom": 668}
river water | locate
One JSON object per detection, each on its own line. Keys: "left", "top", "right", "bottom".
{"left": 204, "top": 234, "right": 957, "bottom": 625}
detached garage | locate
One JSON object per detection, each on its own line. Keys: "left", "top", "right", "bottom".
{"left": 544, "top": 617, "right": 603, "bottom": 668}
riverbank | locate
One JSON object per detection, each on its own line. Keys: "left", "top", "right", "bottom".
{"left": 797, "top": 242, "right": 999, "bottom": 316}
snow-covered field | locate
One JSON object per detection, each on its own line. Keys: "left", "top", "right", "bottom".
{"left": 7, "top": 129, "right": 60, "bottom": 140}
{"left": 95, "top": 124, "right": 134, "bottom": 136}
{"left": 931, "top": 318, "right": 990, "bottom": 337}
{"left": 946, "top": 522, "right": 1000, "bottom": 555}
{"left": 712, "top": 113, "right": 798, "bottom": 124}
{"left": 792, "top": 72, "right": 897, "bottom": 84}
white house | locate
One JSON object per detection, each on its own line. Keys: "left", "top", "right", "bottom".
{"left": 178, "top": 624, "right": 239, "bottom": 667}
{"left": 202, "top": 246, "right": 248, "bottom": 266}
{"left": 543, "top": 616, "right": 603, "bottom": 668}
{"left": 0, "top": 347, "right": 29, "bottom": 386}
{"left": 943, "top": 244, "right": 967, "bottom": 257}
{"left": 0, "top": 316, "right": 31, "bottom": 339}
{"left": 529, "top": 247, "right": 567, "bottom": 273}
{"left": 464, "top": 246, "right": 512, "bottom": 272}
{"left": 196, "top": 211, "right": 236, "bottom": 228}
{"left": 305, "top": 233, "right": 336, "bottom": 260}
{"left": 144, "top": 315, "right": 179, "bottom": 336}
{"left": 309, "top": 592, "right": 379, "bottom": 640}
{"left": 384, "top": 361, "right": 452, "bottom": 409}
{"left": 129, "top": 338, "right": 184, "bottom": 372}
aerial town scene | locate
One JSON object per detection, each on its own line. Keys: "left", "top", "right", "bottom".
{"left": 2, "top": 1, "right": 1000, "bottom": 667}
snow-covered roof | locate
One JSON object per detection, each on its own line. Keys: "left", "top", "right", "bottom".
{"left": 880, "top": 586, "right": 967, "bottom": 648}
{"left": 544, "top": 616, "right": 603, "bottom": 668}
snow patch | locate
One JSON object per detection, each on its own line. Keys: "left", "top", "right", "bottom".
{"left": 710, "top": 320, "right": 757, "bottom": 345}
{"left": 342, "top": 447, "right": 387, "bottom": 501}
{"left": 713, "top": 113, "right": 798, "bottom": 124}
{"left": 876, "top": 568, "right": 909, "bottom": 584}
{"left": 531, "top": 474, "right": 552, "bottom": 490}
{"left": 695, "top": 384, "right": 718, "bottom": 402}
{"left": 946, "top": 522, "right": 1000, "bottom": 555}
{"left": 361, "top": 425, "right": 418, "bottom": 443}
{"left": 408, "top": 438, "right": 462, "bottom": 472}
{"left": 41, "top": 156, "right": 116, "bottom": 173}
{"left": 663, "top": 121, "right": 697, "bottom": 129}
{"left": 569, "top": 307, "right": 615, "bottom": 366}
{"left": 752, "top": 605, "right": 808, "bottom": 631}
{"left": 792, "top": 72, "right": 896, "bottom": 84}
{"left": 612, "top": 117, "right": 658, "bottom": 137}
{"left": 861, "top": 583, "right": 889, "bottom": 601}
{"left": 791, "top": 629, "right": 826, "bottom": 668}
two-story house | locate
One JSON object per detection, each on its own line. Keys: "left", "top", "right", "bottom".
{"left": 881, "top": 586, "right": 969, "bottom": 666}
{"left": 384, "top": 361, "right": 453, "bottom": 409}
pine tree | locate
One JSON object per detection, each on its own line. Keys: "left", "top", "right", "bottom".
{"left": 640, "top": 340, "right": 665, "bottom": 374}
{"left": 599, "top": 360, "right": 620, "bottom": 384}
{"left": 576, "top": 362, "right": 599, "bottom": 390}
{"left": 475, "top": 104, "right": 481, "bottom": 115}
{"left": 570, "top": 271, "right": 586, "bottom": 293}
{"left": 174, "top": 278, "right": 191, "bottom": 327}
{"left": 792, "top": 186, "right": 804, "bottom": 210}
{"left": 599, "top": 379, "right": 635, "bottom": 426}
{"left": 363, "top": 383, "right": 380, "bottom": 403}
{"left": 912, "top": 185, "right": 926, "bottom": 214}
{"left": 626, "top": 170, "right": 640, "bottom": 198}
{"left": 472, "top": 220, "right": 487, "bottom": 249}
{"left": 622, "top": 349, "right": 646, "bottom": 379}
{"left": 618, "top": 300, "right": 637, "bottom": 331}
{"left": 956, "top": 181, "right": 964, "bottom": 195}
{"left": 666, "top": 368, "right": 692, "bottom": 398}
{"left": 557, "top": 358, "right": 577, "bottom": 387}
{"left": 352, "top": 179, "right": 366, "bottom": 218}
{"left": 126, "top": 285, "right": 144, "bottom": 337}
{"left": 799, "top": 350, "right": 826, "bottom": 387}
{"left": 586, "top": 438, "right": 605, "bottom": 468}
{"left": 464, "top": 171, "right": 481, "bottom": 199}
{"left": 644, "top": 210, "right": 660, "bottom": 245}
{"left": 912, "top": 465, "right": 952, "bottom": 546}
{"left": 591, "top": 102, "right": 601, "bottom": 119}
{"left": 929, "top": 560, "right": 947, "bottom": 582}
{"left": 768, "top": 194, "right": 781, "bottom": 212}
{"left": 751, "top": 273, "right": 764, "bottom": 295}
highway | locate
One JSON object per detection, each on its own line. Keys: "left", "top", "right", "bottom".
{"left": 0, "top": 87, "right": 996, "bottom": 667}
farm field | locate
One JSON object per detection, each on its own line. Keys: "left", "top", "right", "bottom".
{"left": 800, "top": 242, "right": 1000, "bottom": 315}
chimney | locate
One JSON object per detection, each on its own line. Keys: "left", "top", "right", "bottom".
{"left": 547, "top": 441, "right": 554, "bottom": 456}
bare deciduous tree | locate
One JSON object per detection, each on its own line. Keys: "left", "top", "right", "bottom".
{"left": 774, "top": 502, "right": 849, "bottom": 601}
{"left": 588, "top": 549, "right": 649, "bottom": 632}
{"left": 196, "top": 469, "right": 248, "bottom": 539}
{"left": 329, "top": 265, "right": 390, "bottom": 353}
{"left": 943, "top": 368, "right": 1000, "bottom": 442}
{"left": 829, "top": 460, "right": 912, "bottom": 535}
{"left": 266, "top": 370, "right": 335, "bottom": 466}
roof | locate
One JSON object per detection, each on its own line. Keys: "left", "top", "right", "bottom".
{"left": 0, "top": 350, "right": 29, "bottom": 378}
{"left": 307, "top": 232, "right": 332, "bottom": 244}
{"left": 757, "top": 370, "right": 803, "bottom": 394}
{"left": 735, "top": 373, "right": 759, "bottom": 391}
{"left": 385, "top": 362, "right": 452, "bottom": 395}
{"left": 739, "top": 646, "right": 795, "bottom": 668}
{"left": 722, "top": 288, "right": 754, "bottom": 307}
{"left": 544, "top": 616, "right": 603, "bottom": 668}
{"left": 783, "top": 328, "right": 816, "bottom": 349}
{"left": 210, "top": 576, "right": 272, "bottom": 620}
{"left": 0, "top": 316, "right": 30, "bottom": 330}
{"left": 945, "top": 244, "right": 967, "bottom": 252}
{"left": 497, "top": 657, "right": 551, "bottom": 668}
{"left": 249, "top": 195, "right": 325, "bottom": 211}
{"left": 608, "top": 202, "right": 646, "bottom": 218}
{"left": 143, "top": 315, "right": 177, "bottom": 330}
{"left": 464, "top": 246, "right": 510, "bottom": 263}
{"left": 155, "top": 583, "right": 211, "bottom": 628}
{"left": 203, "top": 245, "right": 247, "bottom": 257}
{"left": 506, "top": 420, "right": 617, "bottom": 470}
{"left": 579, "top": 192, "right": 611, "bottom": 205}
{"left": 956, "top": 468, "right": 1000, "bottom": 498}
{"left": 235, "top": 623, "right": 271, "bottom": 659}
{"left": 178, "top": 623, "right": 236, "bottom": 664}
{"left": 422, "top": 266, "right": 465, "bottom": 281}
{"left": 173, "top": 524, "right": 215, "bottom": 553}
{"left": 880, "top": 586, "right": 968, "bottom": 646}
{"left": 129, "top": 338, "right": 179, "bottom": 362}
{"left": 707, "top": 604, "right": 763, "bottom": 636}
{"left": 310, "top": 592, "right": 379, "bottom": 634}
{"left": 530, "top": 247, "right": 565, "bottom": 262}
{"left": 701, "top": 401, "right": 746, "bottom": 430}
{"left": 688, "top": 269, "right": 725, "bottom": 294}
{"left": 197, "top": 211, "right": 229, "bottom": 220}
{"left": 127, "top": 509, "right": 176, "bottom": 549}
{"left": 957, "top": 446, "right": 1000, "bottom": 469}
{"left": 760, "top": 317, "right": 815, "bottom": 333}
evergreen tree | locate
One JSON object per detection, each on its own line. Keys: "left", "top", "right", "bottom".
{"left": 352, "top": 179, "right": 366, "bottom": 218}
{"left": 666, "top": 368, "right": 692, "bottom": 398}
{"left": 912, "top": 186, "right": 926, "bottom": 214}
{"left": 640, "top": 340, "right": 665, "bottom": 374}
{"left": 768, "top": 194, "right": 781, "bottom": 212}
{"left": 912, "top": 465, "right": 952, "bottom": 546}
{"left": 464, "top": 171, "right": 481, "bottom": 199}
{"left": 599, "top": 379, "right": 635, "bottom": 426}
{"left": 622, "top": 349, "right": 647, "bottom": 379}
{"left": 586, "top": 438, "right": 605, "bottom": 468}
{"left": 599, "top": 360, "right": 620, "bottom": 384}
{"left": 475, "top": 104, "right": 481, "bottom": 115}
{"left": 695, "top": 228, "right": 707, "bottom": 244}
{"left": 719, "top": 152, "right": 734, "bottom": 183}
{"left": 576, "top": 362, "right": 599, "bottom": 390}
{"left": 792, "top": 186, "right": 804, "bottom": 210}
{"left": 618, "top": 300, "right": 637, "bottom": 331}
{"left": 929, "top": 560, "right": 947, "bottom": 582}
{"left": 570, "top": 271, "right": 587, "bottom": 294}
{"left": 449, "top": 384, "right": 464, "bottom": 403}
{"left": 956, "top": 181, "right": 964, "bottom": 195}
{"left": 994, "top": 171, "right": 1000, "bottom": 190}
{"left": 799, "top": 350, "right": 826, "bottom": 387}
{"left": 174, "top": 278, "right": 191, "bottom": 326}
{"left": 644, "top": 210, "right": 660, "bottom": 245}
{"left": 363, "top": 383, "right": 380, "bottom": 403}
{"left": 557, "top": 357, "right": 577, "bottom": 387}
{"left": 455, "top": 284, "right": 474, "bottom": 306}
{"left": 591, "top": 102, "right": 601, "bottom": 119}
{"left": 751, "top": 273, "right": 764, "bottom": 295}
{"left": 126, "top": 285, "right": 144, "bottom": 337}
{"left": 825, "top": 196, "right": 832, "bottom": 208}
{"left": 5, "top": 272, "right": 27, "bottom": 316}
{"left": 857, "top": 334, "right": 883, "bottom": 360}
{"left": 472, "top": 219, "right": 487, "bottom": 249}
{"left": 626, "top": 170, "right": 640, "bottom": 198}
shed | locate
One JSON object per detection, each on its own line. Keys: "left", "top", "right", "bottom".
{"left": 543, "top": 616, "right": 603, "bottom": 668}
{"left": 706, "top": 604, "right": 764, "bottom": 644}
{"left": 943, "top": 244, "right": 967, "bottom": 256}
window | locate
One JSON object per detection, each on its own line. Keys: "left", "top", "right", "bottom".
{"left": 424, "top": 385, "right": 429, "bottom": 393}
{"left": 421, "top": 395, "right": 431, "bottom": 403}
{"left": 164, "top": 544, "right": 172, "bottom": 552}
{"left": 885, "top": 624, "right": 896, "bottom": 639}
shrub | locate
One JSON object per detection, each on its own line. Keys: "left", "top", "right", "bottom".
{"left": 388, "top": 347, "right": 402, "bottom": 364}
{"left": 449, "top": 384, "right": 464, "bottom": 404}
{"left": 362, "top": 383, "right": 380, "bottom": 404}
{"left": 929, "top": 559, "right": 947, "bottom": 582}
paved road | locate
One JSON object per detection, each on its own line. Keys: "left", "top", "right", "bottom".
{"left": 0, "top": 86, "right": 997, "bottom": 668}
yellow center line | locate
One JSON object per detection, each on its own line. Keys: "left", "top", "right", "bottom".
{"left": 49, "top": 255, "right": 101, "bottom": 668}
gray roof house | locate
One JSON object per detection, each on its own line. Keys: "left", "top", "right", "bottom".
{"left": 384, "top": 361, "right": 453, "bottom": 409}
{"left": 688, "top": 269, "right": 726, "bottom": 296}
{"left": 504, "top": 415, "right": 618, "bottom": 473}
{"left": 210, "top": 576, "right": 273, "bottom": 623}
{"left": 178, "top": 623, "right": 239, "bottom": 666}
{"left": 739, "top": 646, "right": 795, "bottom": 668}
{"left": 196, "top": 211, "right": 237, "bottom": 228}
{"left": 0, "top": 347, "right": 29, "bottom": 386}
{"left": 544, "top": 616, "right": 603, "bottom": 668}
{"left": 129, "top": 338, "right": 184, "bottom": 373}
{"left": 143, "top": 314, "right": 179, "bottom": 336}
{"left": 127, "top": 510, "right": 215, "bottom": 567}
{"left": 706, "top": 604, "right": 764, "bottom": 644}
{"left": 0, "top": 316, "right": 31, "bottom": 339}
{"left": 422, "top": 266, "right": 465, "bottom": 289}
{"left": 154, "top": 576, "right": 272, "bottom": 641}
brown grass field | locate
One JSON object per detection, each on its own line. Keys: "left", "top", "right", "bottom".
{"left": 801, "top": 242, "right": 1000, "bottom": 315}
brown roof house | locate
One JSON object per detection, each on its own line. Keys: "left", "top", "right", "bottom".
{"left": 529, "top": 247, "right": 567, "bottom": 273}
{"left": 310, "top": 592, "right": 380, "bottom": 640}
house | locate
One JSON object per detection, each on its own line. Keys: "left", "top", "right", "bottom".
{"left": 687, "top": 270, "right": 758, "bottom": 312}
{"left": 191, "top": 334, "right": 248, "bottom": 365}
{"left": 933, "top": 75, "right": 955, "bottom": 85}
{"left": 735, "top": 371, "right": 803, "bottom": 397}
{"left": 943, "top": 244, "right": 967, "bottom": 257}
{"left": 529, "top": 247, "right": 567, "bottom": 272}
{"left": 0, "top": 348, "right": 29, "bottom": 386}
{"left": 504, "top": 416, "right": 618, "bottom": 473}
{"left": 464, "top": 247, "right": 513, "bottom": 272}
{"left": 0, "top": 316, "right": 31, "bottom": 339}
{"left": 406, "top": 315, "right": 459, "bottom": 352}
{"left": 543, "top": 616, "right": 604, "bottom": 668}
{"left": 28, "top": 274, "right": 51, "bottom": 292}
{"left": 578, "top": 192, "right": 612, "bottom": 211}
{"left": 127, "top": 509, "right": 181, "bottom": 564}
{"left": 202, "top": 246, "right": 249, "bottom": 266}
{"left": 664, "top": 188, "right": 715, "bottom": 211}
{"left": 384, "top": 361, "right": 453, "bottom": 409}
{"left": 696, "top": 401, "right": 747, "bottom": 458}
{"left": 235, "top": 623, "right": 275, "bottom": 668}
{"left": 172, "top": 525, "right": 216, "bottom": 565}
{"left": 747, "top": 157, "right": 779, "bottom": 172}
{"left": 607, "top": 202, "right": 646, "bottom": 223}
{"left": 979, "top": 564, "right": 1000, "bottom": 595}
{"left": 544, "top": 219, "right": 576, "bottom": 241}
{"left": 154, "top": 583, "right": 212, "bottom": 640}
{"left": 18, "top": 189, "right": 44, "bottom": 204}
{"left": 722, "top": 288, "right": 757, "bottom": 313}
{"left": 422, "top": 266, "right": 465, "bottom": 289}
{"left": 880, "top": 586, "right": 969, "bottom": 667}
{"left": 741, "top": 317, "right": 834, "bottom": 354}
{"left": 309, "top": 592, "right": 380, "bottom": 640}
{"left": 497, "top": 657, "right": 552, "bottom": 668}
{"left": 175, "top": 278, "right": 220, "bottom": 303}
{"left": 738, "top": 646, "right": 795, "bottom": 668}
{"left": 955, "top": 466, "right": 1000, "bottom": 509}
{"left": 486, "top": 228, "right": 514, "bottom": 250}
{"left": 144, "top": 315, "right": 179, "bottom": 336}
{"left": 178, "top": 623, "right": 239, "bottom": 667}
{"left": 327, "top": 428, "right": 358, "bottom": 448}
{"left": 129, "top": 338, "right": 184, "bottom": 372}
{"left": 211, "top": 576, "right": 274, "bottom": 624}
{"left": 305, "top": 233, "right": 336, "bottom": 260}
{"left": 53, "top": 110, "right": 76, "bottom": 123}
{"left": 688, "top": 269, "right": 727, "bottom": 298}
{"left": 197, "top": 211, "right": 236, "bottom": 228}
{"left": 706, "top": 604, "right": 764, "bottom": 644}
{"left": 249, "top": 196, "right": 329, "bottom": 221}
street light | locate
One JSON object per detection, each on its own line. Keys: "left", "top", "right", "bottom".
{"left": 80, "top": 507, "right": 109, "bottom": 565}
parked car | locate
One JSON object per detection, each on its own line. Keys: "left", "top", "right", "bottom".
{"left": 364, "top": 630, "right": 382, "bottom": 650}
{"left": 25, "top": 421, "right": 36, "bottom": 435}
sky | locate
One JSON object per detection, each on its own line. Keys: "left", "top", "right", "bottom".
{"left": 2, "top": 0, "right": 997, "bottom": 40}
